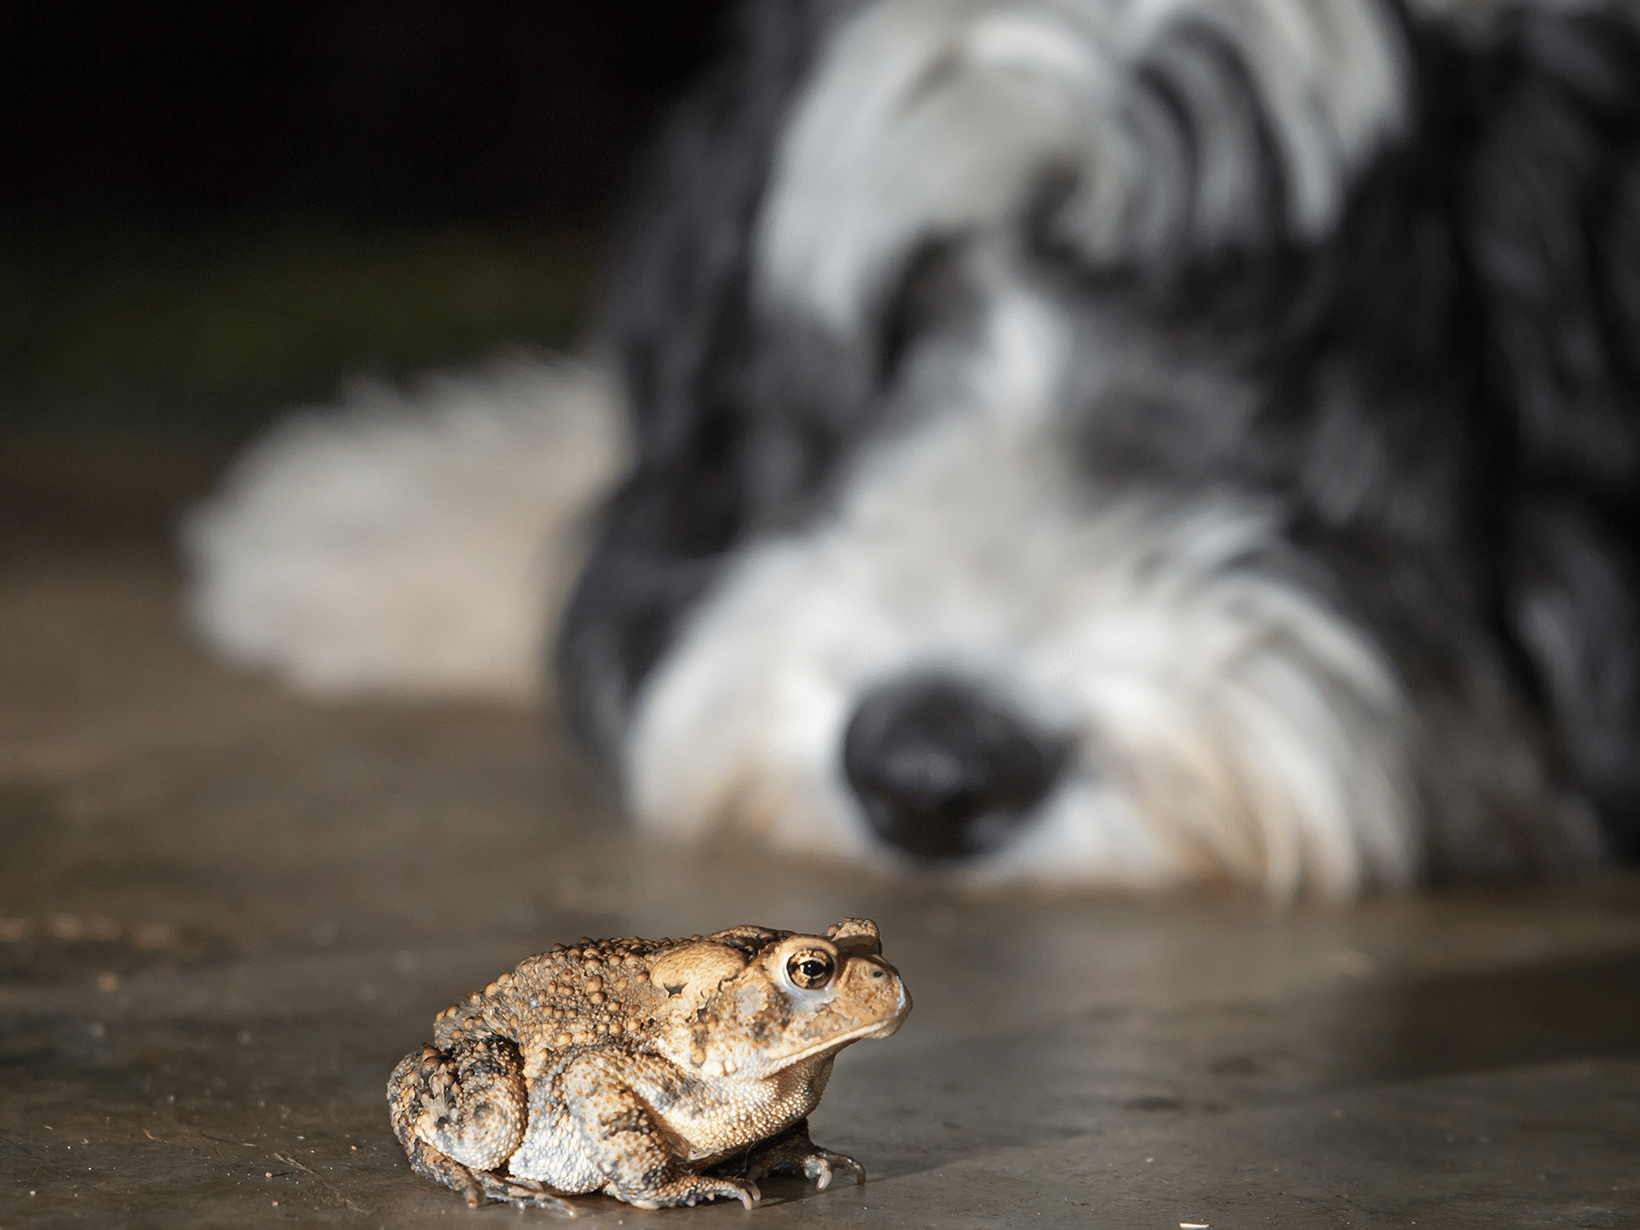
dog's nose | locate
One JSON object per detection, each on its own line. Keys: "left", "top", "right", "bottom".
{"left": 842, "top": 677, "right": 1063, "bottom": 859}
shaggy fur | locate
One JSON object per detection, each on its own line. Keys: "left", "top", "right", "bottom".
{"left": 190, "top": 0, "right": 1640, "bottom": 897}
{"left": 185, "top": 356, "right": 625, "bottom": 704}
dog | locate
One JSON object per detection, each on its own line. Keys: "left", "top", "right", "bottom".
{"left": 188, "top": 0, "right": 1640, "bottom": 899}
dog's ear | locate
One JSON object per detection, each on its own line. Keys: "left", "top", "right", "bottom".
{"left": 1465, "top": 8, "right": 1640, "bottom": 489}
{"left": 1465, "top": 9, "right": 1640, "bottom": 864}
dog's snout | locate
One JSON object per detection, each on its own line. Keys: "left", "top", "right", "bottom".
{"left": 842, "top": 678, "right": 1062, "bottom": 860}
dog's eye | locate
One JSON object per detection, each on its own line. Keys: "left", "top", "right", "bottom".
{"left": 786, "top": 949, "right": 835, "bottom": 990}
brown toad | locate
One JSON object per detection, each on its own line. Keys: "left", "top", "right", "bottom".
{"left": 387, "top": 917, "right": 910, "bottom": 1212}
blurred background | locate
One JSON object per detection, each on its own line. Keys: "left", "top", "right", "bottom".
{"left": 1, "top": 0, "right": 732, "bottom": 439}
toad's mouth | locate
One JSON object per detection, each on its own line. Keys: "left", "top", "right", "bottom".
{"left": 762, "top": 1006, "right": 912, "bottom": 1075}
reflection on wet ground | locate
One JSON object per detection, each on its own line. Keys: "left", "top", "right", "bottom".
{"left": 3, "top": 444, "right": 1638, "bottom": 1227}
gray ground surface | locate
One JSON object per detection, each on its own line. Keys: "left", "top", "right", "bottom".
{"left": 2, "top": 440, "right": 1638, "bottom": 1228}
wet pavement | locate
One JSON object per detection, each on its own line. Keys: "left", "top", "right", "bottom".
{"left": 2, "top": 440, "right": 1639, "bottom": 1228}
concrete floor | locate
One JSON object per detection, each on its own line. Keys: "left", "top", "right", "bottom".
{"left": 2, "top": 440, "right": 1639, "bottom": 1228}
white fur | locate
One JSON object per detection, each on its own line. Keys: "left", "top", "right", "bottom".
{"left": 182, "top": 354, "right": 626, "bottom": 705}
{"left": 627, "top": 274, "right": 1419, "bottom": 898}
{"left": 758, "top": 0, "right": 1409, "bottom": 332}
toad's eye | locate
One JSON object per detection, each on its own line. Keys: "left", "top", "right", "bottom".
{"left": 786, "top": 949, "right": 835, "bottom": 990}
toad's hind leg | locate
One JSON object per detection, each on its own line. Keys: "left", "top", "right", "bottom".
{"left": 400, "top": 1137, "right": 577, "bottom": 1214}
{"left": 389, "top": 1038, "right": 570, "bottom": 1212}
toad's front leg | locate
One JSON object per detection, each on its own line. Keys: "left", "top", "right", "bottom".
{"left": 388, "top": 1037, "right": 574, "bottom": 1214}
{"left": 555, "top": 1055, "right": 761, "bottom": 1210}
{"left": 718, "top": 1118, "right": 867, "bottom": 1191}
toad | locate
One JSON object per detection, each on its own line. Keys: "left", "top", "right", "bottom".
{"left": 387, "top": 917, "right": 910, "bottom": 1211}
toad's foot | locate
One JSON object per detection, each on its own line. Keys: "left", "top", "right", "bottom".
{"left": 723, "top": 1119, "right": 867, "bottom": 1192}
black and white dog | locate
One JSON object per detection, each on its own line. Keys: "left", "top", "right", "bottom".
{"left": 190, "top": 0, "right": 1640, "bottom": 898}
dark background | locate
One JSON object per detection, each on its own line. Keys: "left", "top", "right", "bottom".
{"left": 0, "top": 1, "right": 734, "bottom": 433}
{"left": 2, "top": 1, "right": 731, "bottom": 223}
